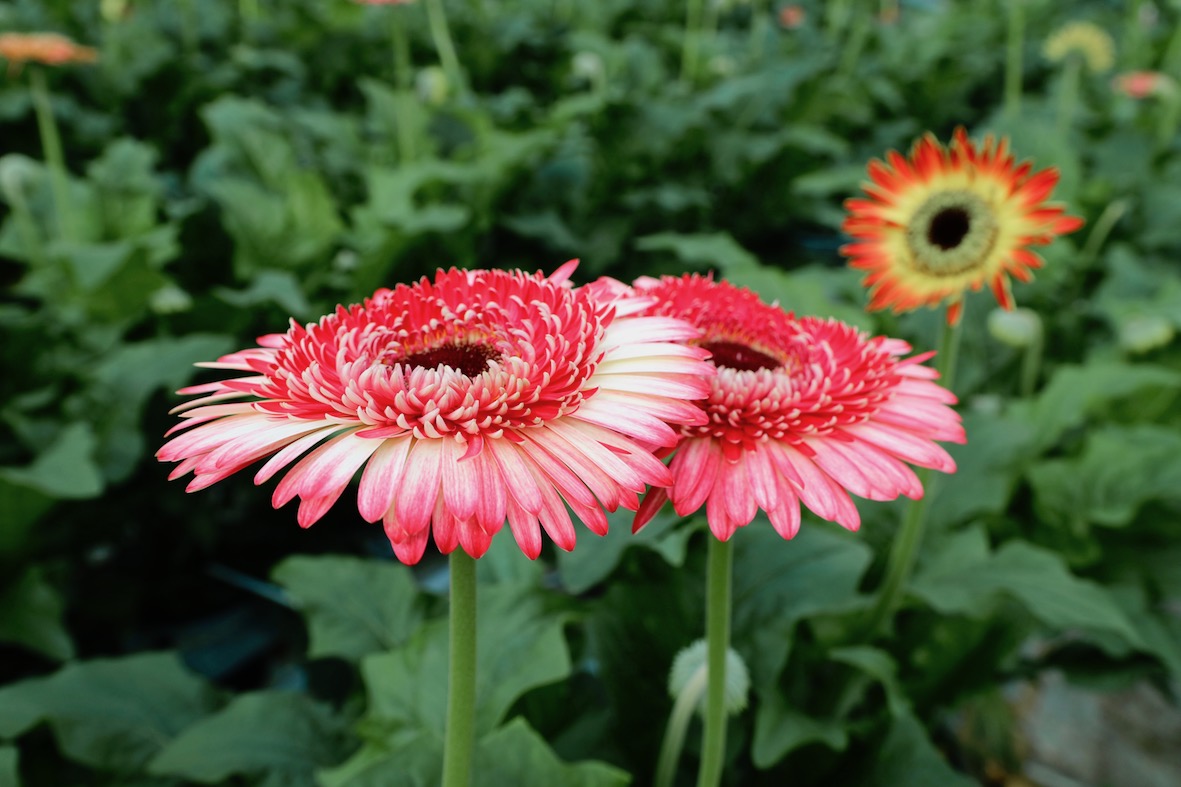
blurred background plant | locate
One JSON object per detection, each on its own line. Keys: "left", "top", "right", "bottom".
{"left": 0, "top": 0, "right": 1179, "bottom": 785}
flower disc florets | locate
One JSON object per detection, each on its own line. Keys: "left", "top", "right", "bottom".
{"left": 159, "top": 263, "right": 714, "bottom": 564}
{"left": 632, "top": 274, "right": 965, "bottom": 541}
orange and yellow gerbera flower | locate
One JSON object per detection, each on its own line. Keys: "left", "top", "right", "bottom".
{"left": 841, "top": 128, "right": 1084, "bottom": 325}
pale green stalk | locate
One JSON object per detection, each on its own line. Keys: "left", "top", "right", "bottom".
{"left": 1004, "top": 0, "right": 1024, "bottom": 119}
{"left": 28, "top": 68, "right": 74, "bottom": 241}
{"left": 655, "top": 662, "right": 709, "bottom": 787}
{"left": 424, "top": 0, "right": 468, "bottom": 99}
{"left": 1055, "top": 56, "right": 1081, "bottom": 140}
{"left": 861, "top": 315, "right": 963, "bottom": 638}
{"left": 681, "top": 0, "right": 707, "bottom": 83}
{"left": 695, "top": 537, "right": 734, "bottom": 787}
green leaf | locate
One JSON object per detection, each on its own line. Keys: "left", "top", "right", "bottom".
{"left": 0, "top": 422, "right": 103, "bottom": 500}
{"left": 473, "top": 718, "right": 630, "bottom": 787}
{"left": 752, "top": 693, "right": 848, "bottom": 769}
{"left": 717, "top": 262, "right": 873, "bottom": 330}
{"left": 149, "top": 691, "right": 346, "bottom": 786}
{"left": 635, "top": 232, "right": 759, "bottom": 270}
{"left": 0, "top": 652, "right": 217, "bottom": 771}
{"left": 1010, "top": 362, "right": 1181, "bottom": 453}
{"left": 214, "top": 269, "right": 314, "bottom": 320}
{"left": 0, "top": 567, "right": 74, "bottom": 661}
{"left": 829, "top": 647, "right": 906, "bottom": 718}
{"left": 927, "top": 411, "right": 1038, "bottom": 526}
{"left": 912, "top": 529, "right": 1145, "bottom": 649}
{"left": 863, "top": 711, "right": 975, "bottom": 787}
{"left": 361, "top": 584, "right": 570, "bottom": 736}
{"left": 556, "top": 508, "right": 694, "bottom": 594}
{"left": 271, "top": 555, "right": 424, "bottom": 662}
{"left": 317, "top": 729, "right": 440, "bottom": 787}
{"left": 1028, "top": 426, "right": 1181, "bottom": 529}
{"left": 0, "top": 745, "right": 18, "bottom": 787}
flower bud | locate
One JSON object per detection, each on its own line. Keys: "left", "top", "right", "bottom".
{"left": 1118, "top": 315, "right": 1174, "bottom": 354}
{"left": 668, "top": 639, "right": 750, "bottom": 717}
{"left": 988, "top": 307, "right": 1043, "bottom": 349}
{"left": 415, "top": 66, "right": 449, "bottom": 106}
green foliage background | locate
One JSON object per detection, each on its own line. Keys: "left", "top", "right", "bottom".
{"left": 1, "top": 0, "right": 1180, "bottom": 784}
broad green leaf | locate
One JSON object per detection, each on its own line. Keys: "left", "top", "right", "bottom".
{"left": 0, "top": 567, "right": 74, "bottom": 661}
{"left": 214, "top": 269, "right": 314, "bottom": 320}
{"left": 271, "top": 555, "right": 424, "bottom": 662}
{"left": 472, "top": 718, "right": 630, "bottom": 787}
{"left": 1029, "top": 426, "right": 1181, "bottom": 529}
{"left": 863, "top": 711, "right": 975, "bottom": 787}
{"left": 475, "top": 527, "right": 545, "bottom": 587}
{"left": 718, "top": 262, "right": 873, "bottom": 330}
{"left": 1010, "top": 362, "right": 1181, "bottom": 453}
{"left": 0, "top": 653, "right": 217, "bottom": 771}
{"left": 830, "top": 647, "right": 906, "bottom": 718}
{"left": 752, "top": 692, "right": 848, "bottom": 768}
{"left": 0, "top": 745, "right": 18, "bottom": 787}
{"left": 635, "top": 232, "right": 758, "bottom": 270}
{"left": 149, "top": 691, "right": 345, "bottom": 786}
{"left": 361, "top": 584, "right": 570, "bottom": 736}
{"left": 927, "top": 411, "right": 1038, "bottom": 526}
{"left": 317, "top": 729, "right": 440, "bottom": 787}
{"left": 91, "top": 335, "right": 237, "bottom": 403}
{"left": 557, "top": 508, "right": 694, "bottom": 594}
{"left": 912, "top": 529, "right": 1144, "bottom": 649}
{"left": 0, "top": 422, "right": 103, "bottom": 500}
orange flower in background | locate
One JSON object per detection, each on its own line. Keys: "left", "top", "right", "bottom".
{"left": 841, "top": 128, "right": 1084, "bottom": 325}
{"left": 632, "top": 275, "right": 963, "bottom": 542}
{"left": 778, "top": 5, "right": 805, "bottom": 29}
{"left": 0, "top": 33, "right": 97, "bottom": 74}
{"left": 1112, "top": 70, "right": 1176, "bottom": 99}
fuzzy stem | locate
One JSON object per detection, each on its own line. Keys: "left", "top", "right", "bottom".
{"left": 696, "top": 537, "right": 734, "bottom": 787}
{"left": 681, "top": 0, "right": 706, "bottom": 83}
{"left": 1004, "top": 0, "right": 1025, "bottom": 119}
{"left": 1077, "top": 198, "right": 1129, "bottom": 269}
{"left": 1019, "top": 323, "right": 1044, "bottom": 398}
{"left": 424, "top": 0, "right": 468, "bottom": 99}
{"left": 655, "top": 662, "right": 709, "bottom": 787}
{"left": 28, "top": 68, "right": 74, "bottom": 241}
{"left": 861, "top": 315, "right": 963, "bottom": 637}
{"left": 1056, "top": 56, "right": 1081, "bottom": 141}
{"left": 442, "top": 550, "right": 477, "bottom": 787}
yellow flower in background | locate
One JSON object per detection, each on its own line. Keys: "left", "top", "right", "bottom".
{"left": 1043, "top": 21, "right": 1115, "bottom": 73}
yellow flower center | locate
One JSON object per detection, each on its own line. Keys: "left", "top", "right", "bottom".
{"left": 905, "top": 190, "right": 998, "bottom": 276}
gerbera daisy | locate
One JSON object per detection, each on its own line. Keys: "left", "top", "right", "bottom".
{"left": 841, "top": 128, "right": 1084, "bottom": 325}
{"left": 158, "top": 262, "right": 713, "bottom": 565}
{"left": 632, "top": 274, "right": 964, "bottom": 541}
{"left": 0, "top": 32, "right": 97, "bottom": 73}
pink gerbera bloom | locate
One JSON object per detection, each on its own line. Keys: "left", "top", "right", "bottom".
{"left": 633, "top": 275, "right": 965, "bottom": 541}
{"left": 158, "top": 263, "right": 713, "bottom": 564}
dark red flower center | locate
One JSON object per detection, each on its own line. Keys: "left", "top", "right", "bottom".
{"left": 389, "top": 342, "right": 500, "bottom": 377}
{"left": 927, "top": 206, "right": 971, "bottom": 250}
{"left": 700, "top": 340, "right": 781, "bottom": 372}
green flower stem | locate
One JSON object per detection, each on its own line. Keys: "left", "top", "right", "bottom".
{"left": 28, "top": 68, "right": 74, "bottom": 241}
{"left": 1004, "top": 0, "right": 1024, "bottom": 119}
{"left": 748, "top": 0, "right": 767, "bottom": 63}
{"left": 1122, "top": 0, "right": 1145, "bottom": 70}
{"left": 681, "top": 0, "right": 706, "bottom": 83}
{"left": 389, "top": 11, "right": 417, "bottom": 163}
{"left": 1077, "top": 198, "right": 1129, "bottom": 269}
{"left": 655, "top": 661, "right": 709, "bottom": 787}
{"left": 696, "top": 537, "right": 734, "bottom": 787}
{"left": 424, "top": 0, "right": 468, "bottom": 100}
{"left": 838, "top": 11, "right": 872, "bottom": 78}
{"left": 1019, "top": 322, "right": 1044, "bottom": 398}
{"left": 442, "top": 549, "right": 477, "bottom": 787}
{"left": 1055, "top": 56, "right": 1081, "bottom": 141}
{"left": 861, "top": 315, "right": 963, "bottom": 638}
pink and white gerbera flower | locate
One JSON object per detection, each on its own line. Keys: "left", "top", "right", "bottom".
{"left": 158, "top": 263, "right": 713, "bottom": 564}
{"left": 632, "top": 274, "right": 965, "bottom": 541}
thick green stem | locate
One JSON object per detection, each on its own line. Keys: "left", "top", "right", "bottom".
{"left": 655, "top": 663, "right": 708, "bottom": 787}
{"left": 442, "top": 550, "right": 477, "bottom": 787}
{"left": 696, "top": 537, "right": 734, "bottom": 787}
{"left": 861, "top": 316, "right": 962, "bottom": 638}
{"left": 681, "top": 0, "right": 706, "bottom": 83}
{"left": 424, "top": 0, "right": 467, "bottom": 99}
{"left": 28, "top": 68, "right": 74, "bottom": 241}
{"left": 1004, "top": 0, "right": 1024, "bottom": 120}
{"left": 1055, "top": 56, "right": 1081, "bottom": 141}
